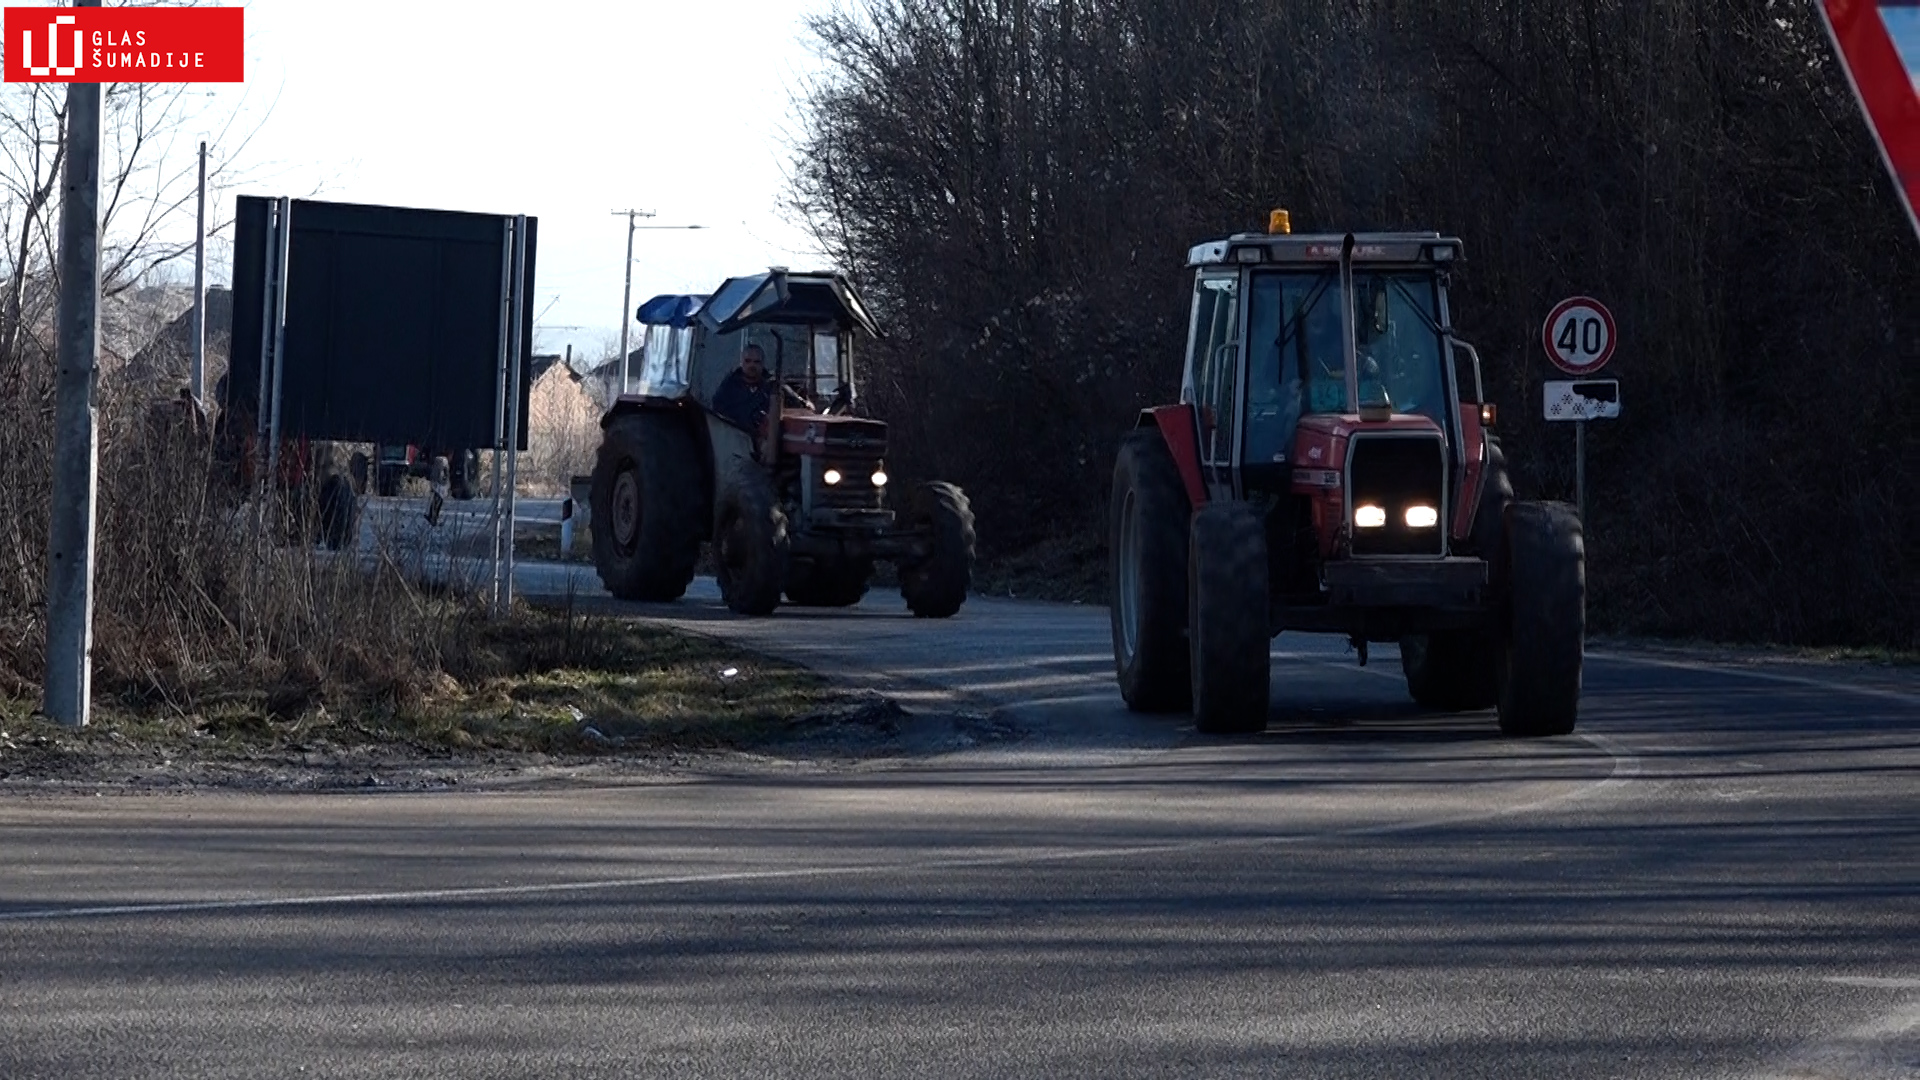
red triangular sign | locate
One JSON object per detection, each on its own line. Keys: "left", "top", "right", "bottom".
{"left": 1820, "top": 0, "right": 1920, "bottom": 239}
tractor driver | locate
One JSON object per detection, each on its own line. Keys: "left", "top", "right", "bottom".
{"left": 713, "top": 344, "right": 775, "bottom": 431}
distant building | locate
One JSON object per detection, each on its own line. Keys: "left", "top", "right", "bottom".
{"left": 119, "top": 285, "right": 234, "bottom": 398}
{"left": 584, "top": 349, "right": 642, "bottom": 408}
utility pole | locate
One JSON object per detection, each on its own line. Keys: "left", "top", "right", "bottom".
{"left": 611, "top": 208, "right": 655, "bottom": 396}
{"left": 191, "top": 140, "right": 206, "bottom": 401}
{"left": 611, "top": 210, "right": 706, "bottom": 396}
{"left": 45, "top": 0, "right": 104, "bottom": 728}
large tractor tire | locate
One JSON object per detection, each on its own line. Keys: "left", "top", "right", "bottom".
{"left": 590, "top": 412, "right": 704, "bottom": 602}
{"left": 1110, "top": 428, "right": 1193, "bottom": 713}
{"left": 899, "top": 482, "right": 974, "bottom": 618}
{"left": 1496, "top": 501, "right": 1585, "bottom": 737}
{"left": 715, "top": 467, "right": 789, "bottom": 616}
{"left": 1188, "top": 502, "right": 1270, "bottom": 735}
{"left": 348, "top": 451, "right": 371, "bottom": 496}
{"left": 785, "top": 557, "right": 872, "bottom": 607}
{"left": 316, "top": 472, "right": 359, "bottom": 552}
{"left": 1401, "top": 435, "right": 1510, "bottom": 711}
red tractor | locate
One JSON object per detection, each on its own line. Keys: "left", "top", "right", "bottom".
{"left": 1110, "top": 214, "right": 1584, "bottom": 736}
{"left": 590, "top": 269, "right": 975, "bottom": 617}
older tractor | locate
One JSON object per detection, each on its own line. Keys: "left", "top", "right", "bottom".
{"left": 590, "top": 269, "right": 975, "bottom": 617}
{"left": 1110, "top": 214, "right": 1584, "bottom": 736}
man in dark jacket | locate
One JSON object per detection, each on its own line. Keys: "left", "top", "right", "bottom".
{"left": 712, "top": 344, "right": 774, "bottom": 431}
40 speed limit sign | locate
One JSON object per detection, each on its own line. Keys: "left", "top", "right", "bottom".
{"left": 1543, "top": 296, "right": 1617, "bottom": 376}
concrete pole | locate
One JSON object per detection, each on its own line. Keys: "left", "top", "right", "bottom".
{"left": 190, "top": 141, "right": 206, "bottom": 401}
{"left": 612, "top": 209, "right": 654, "bottom": 396}
{"left": 45, "top": 7, "right": 104, "bottom": 729}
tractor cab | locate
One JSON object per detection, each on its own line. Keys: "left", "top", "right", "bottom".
{"left": 685, "top": 270, "right": 878, "bottom": 420}
{"left": 1181, "top": 225, "right": 1479, "bottom": 506}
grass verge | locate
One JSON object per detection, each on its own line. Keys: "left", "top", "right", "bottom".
{"left": 0, "top": 605, "right": 853, "bottom": 786}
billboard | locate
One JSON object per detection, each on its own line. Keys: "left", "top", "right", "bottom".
{"left": 226, "top": 197, "right": 537, "bottom": 451}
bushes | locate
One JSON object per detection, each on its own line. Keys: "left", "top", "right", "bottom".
{"left": 0, "top": 338, "right": 487, "bottom": 722}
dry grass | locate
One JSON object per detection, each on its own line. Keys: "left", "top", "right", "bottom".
{"left": 0, "top": 340, "right": 844, "bottom": 761}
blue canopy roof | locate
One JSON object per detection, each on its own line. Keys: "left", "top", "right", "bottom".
{"left": 635, "top": 293, "right": 707, "bottom": 328}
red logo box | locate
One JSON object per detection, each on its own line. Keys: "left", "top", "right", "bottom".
{"left": 4, "top": 6, "right": 242, "bottom": 83}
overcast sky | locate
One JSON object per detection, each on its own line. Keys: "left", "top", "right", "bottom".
{"left": 194, "top": 0, "right": 838, "bottom": 365}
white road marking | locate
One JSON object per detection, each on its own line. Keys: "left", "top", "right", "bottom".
{"left": 1588, "top": 649, "right": 1918, "bottom": 706}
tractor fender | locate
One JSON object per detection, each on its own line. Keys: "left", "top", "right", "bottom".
{"left": 1135, "top": 405, "right": 1208, "bottom": 509}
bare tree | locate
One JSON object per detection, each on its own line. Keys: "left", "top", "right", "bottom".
{"left": 791, "top": 0, "right": 1919, "bottom": 647}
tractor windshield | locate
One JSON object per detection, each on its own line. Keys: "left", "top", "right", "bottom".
{"left": 1243, "top": 268, "right": 1449, "bottom": 464}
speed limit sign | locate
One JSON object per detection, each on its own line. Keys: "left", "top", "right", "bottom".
{"left": 1543, "top": 297, "right": 1617, "bottom": 375}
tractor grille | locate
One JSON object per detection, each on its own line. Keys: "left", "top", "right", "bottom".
{"left": 814, "top": 460, "right": 886, "bottom": 513}
{"left": 1347, "top": 434, "right": 1447, "bottom": 557}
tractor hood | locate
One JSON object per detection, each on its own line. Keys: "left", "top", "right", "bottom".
{"left": 698, "top": 269, "right": 884, "bottom": 338}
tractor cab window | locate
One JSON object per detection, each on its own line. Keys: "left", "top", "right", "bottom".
{"left": 638, "top": 323, "right": 693, "bottom": 397}
{"left": 808, "top": 330, "right": 848, "bottom": 403}
{"left": 1352, "top": 272, "right": 1447, "bottom": 423}
{"left": 1244, "top": 271, "right": 1335, "bottom": 463}
{"left": 1244, "top": 268, "right": 1450, "bottom": 441}
{"left": 1187, "top": 272, "right": 1241, "bottom": 465}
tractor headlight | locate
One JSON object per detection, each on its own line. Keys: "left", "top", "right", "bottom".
{"left": 823, "top": 468, "right": 843, "bottom": 486}
{"left": 1355, "top": 505, "right": 1387, "bottom": 529}
{"left": 1405, "top": 505, "right": 1439, "bottom": 529}
{"left": 870, "top": 469, "right": 888, "bottom": 488}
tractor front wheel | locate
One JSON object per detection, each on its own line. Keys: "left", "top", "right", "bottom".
{"left": 1110, "top": 428, "right": 1192, "bottom": 713}
{"left": 589, "top": 412, "right": 703, "bottom": 601}
{"left": 1496, "top": 501, "right": 1585, "bottom": 736}
{"left": 899, "top": 482, "right": 974, "bottom": 618}
{"left": 1188, "top": 502, "right": 1270, "bottom": 735}
{"left": 715, "top": 467, "right": 789, "bottom": 616}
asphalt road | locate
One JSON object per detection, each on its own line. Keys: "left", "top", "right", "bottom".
{"left": 0, "top": 560, "right": 1914, "bottom": 1078}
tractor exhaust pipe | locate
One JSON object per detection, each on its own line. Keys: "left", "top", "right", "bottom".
{"left": 1339, "top": 233, "right": 1359, "bottom": 413}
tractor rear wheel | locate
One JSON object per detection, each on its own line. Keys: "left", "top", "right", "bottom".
{"left": 1188, "top": 502, "right": 1270, "bottom": 735}
{"left": 785, "top": 557, "right": 872, "bottom": 607}
{"left": 715, "top": 467, "right": 789, "bottom": 616}
{"left": 899, "top": 482, "right": 974, "bottom": 618}
{"left": 590, "top": 412, "right": 703, "bottom": 602}
{"left": 1496, "top": 501, "right": 1585, "bottom": 736}
{"left": 1110, "top": 428, "right": 1192, "bottom": 713}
